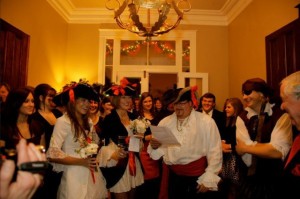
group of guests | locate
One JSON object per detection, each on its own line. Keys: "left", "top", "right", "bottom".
{"left": 193, "top": 77, "right": 298, "bottom": 199}
{"left": 1, "top": 71, "right": 300, "bottom": 199}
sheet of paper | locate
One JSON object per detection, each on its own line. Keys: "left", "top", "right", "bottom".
{"left": 128, "top": 136, "right": 140, "bottom": 152}
{"left": 150, "top": 125, "right": 181, "bottom": 146}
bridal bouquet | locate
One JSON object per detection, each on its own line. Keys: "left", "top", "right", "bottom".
{"left": 79, "top": 142, "right": 99, "bottom": 158}
{"left": 75, "top": 132, "right": 99, "bottom": 158}
{"left": 75, "top": 131, "right": 99, "bottom": 183}
{"left": 130, "top": 117, "right": 151, "bottom": 135}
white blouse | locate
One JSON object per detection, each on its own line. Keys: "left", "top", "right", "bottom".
{"left": 245, "top": 103, "right": 293, "bottom": 160}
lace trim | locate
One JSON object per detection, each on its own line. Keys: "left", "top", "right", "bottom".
{"left": 47, "top": 147, "right": 68, "bottom": 159}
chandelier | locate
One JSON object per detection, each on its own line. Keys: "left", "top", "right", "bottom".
{"left": 105, "top": 0, "right": 191, "bottom": 41}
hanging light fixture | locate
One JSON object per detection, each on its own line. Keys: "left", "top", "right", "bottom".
{"left": 105, "top": 0, "right": 191, "bottom": 41}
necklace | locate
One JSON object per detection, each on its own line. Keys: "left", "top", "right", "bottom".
{"left": 176, "top": 115, "right": 190, "bottom": 132}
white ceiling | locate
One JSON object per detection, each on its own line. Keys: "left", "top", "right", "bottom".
{"left": 47, "top": 0, "right": 253, "bottom": 26}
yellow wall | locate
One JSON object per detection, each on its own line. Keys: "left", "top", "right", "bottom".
{"left": 228, "top": 0, "right": 300, "bottom": 100}
{"left": 172, "top": 24, "right": 229, "bottom": 109}
{"left": 1, "top": 0, "right": 299, "bottom": 108}
{"left": 65, "top": 24, "right": 101, "bottom": 84}
{"left": 0, "top": 0, "right": 68, "bottom": 91}
{"left": 195, "top": 25, "right": 228, "bottom": 109}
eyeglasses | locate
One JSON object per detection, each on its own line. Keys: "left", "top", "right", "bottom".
{"left": 243, "top": 90, "right": 253, "bottom": 95}
{"left": 174, "top": 101, "right": 189, "bottom": 107}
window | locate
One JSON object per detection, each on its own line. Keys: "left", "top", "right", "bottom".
{"left": 98, "top": 29, "right": 207, "bottom": 96}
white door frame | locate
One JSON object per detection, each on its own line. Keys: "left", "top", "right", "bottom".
{"left": 98, "top": 29, "right": 208, "bottom": 94}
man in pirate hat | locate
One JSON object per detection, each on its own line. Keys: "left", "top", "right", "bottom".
{"left": 148, "top": 86, "right": 223, "bottom": 199}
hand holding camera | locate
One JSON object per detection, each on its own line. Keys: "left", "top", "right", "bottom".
{"left": 0, "top": 139, "right": 48, "bottom": 199}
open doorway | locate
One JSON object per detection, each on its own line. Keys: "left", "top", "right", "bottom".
{"left": 149, "top": 73, "right": 177, "bottom": 98}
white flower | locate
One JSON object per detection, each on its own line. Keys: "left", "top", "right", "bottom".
{"left": 130, "top": 117, "right": 151, "bottom": 134}
{"left": 75, "top": 131, "right": 99, "bottom": 158}
{"left": 82, "top": 143, "right": 99, "bottom": 158}
{"left": 78, "top": 143, "right": 98, "bottom": 158}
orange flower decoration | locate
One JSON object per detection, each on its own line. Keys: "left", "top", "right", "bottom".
{"left": 110, "top": 78, "right": 137, "bottom": 96}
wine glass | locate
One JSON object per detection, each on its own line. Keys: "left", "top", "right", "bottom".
{"left": 117, "top": 135, "right": 128, "bottom": 151}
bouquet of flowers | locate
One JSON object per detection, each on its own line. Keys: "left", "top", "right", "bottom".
{"left": 130, "top": 117, "right": 151, "bottom": 136}
{"left": 75, "top": 132, "right": 99, "bottom": 158}
{"left": 75, "top": 131, "right": 99, "bottom": 183}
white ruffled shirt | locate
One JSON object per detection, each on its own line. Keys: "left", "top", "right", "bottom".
{"left": 235, "top": 116, "right": 253, "bottom": 166}
{"left": 244, "top": 103, "right": 293, "bottom": 160}
{"left": 147, "top": 109, "right": 223, "bottom": 190}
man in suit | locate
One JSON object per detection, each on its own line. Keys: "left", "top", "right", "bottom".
{"left": 198, "top": 92, "right": 225, "bottom": 134}
{"left": 280, "top": 71, "right": 300, "bottom": 199}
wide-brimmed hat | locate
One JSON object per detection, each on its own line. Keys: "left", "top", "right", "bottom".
{"left": 53, "top": 83, "right": 99, "bottom": 106}
{"left": 104, "top": 78, "right": 136, "bottom": 97}
{"left": 162, "top": 88, "right": 181, "bottom": 107}
{"left": 173, "top": 85, "right": 199, "bottom": 109}
{"left": 242, "top": 78, "right": 272, "bottom": 97}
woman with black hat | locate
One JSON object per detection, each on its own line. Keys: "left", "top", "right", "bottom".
{"left": 236, "top": 78, "right": 293, "bottom": 199}
{"left": 98, "top": 78, "right": 144, "bottom": 199}
{"left": 46, "top": 83, "right": 107, "bottom": 199}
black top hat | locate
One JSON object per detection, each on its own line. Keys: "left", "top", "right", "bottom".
{"left": 104, "top": 78, "right": 136, "bottom": 96}
{"left": 53, "top": 83, "right": 99, "bottom": 106}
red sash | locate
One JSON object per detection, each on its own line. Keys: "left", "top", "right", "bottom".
{"left": 128, "top": 152, "right": 136, "bottom": 176}
{"left": 125, "top": 136, "right": 136, "bottom": 176}
{"left": 285, "top": 135, "right": 300, "bottom": 176}
{"left": 291, "top": 165, "right": 300, "bottom": 176}
{"left": 159, "top": 156, "right": 208, "bottom": 199}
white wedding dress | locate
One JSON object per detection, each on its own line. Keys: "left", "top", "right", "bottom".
{"left": 47, "top": 114, "right": 107, "bottom": 199}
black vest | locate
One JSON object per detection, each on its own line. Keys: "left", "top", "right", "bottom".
{"left": 239, "top": 107, "right": 286, "bottom": 177}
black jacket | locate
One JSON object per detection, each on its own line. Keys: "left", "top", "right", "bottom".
{"left": 100, "top": 109, "right": 138, "bottom": 189}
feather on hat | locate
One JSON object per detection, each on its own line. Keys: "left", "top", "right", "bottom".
{"left": 104, "top": 78, "right": 137, "bottom": 96}
{"left": 53, "top": 83, "right": 99, "bottom": 106}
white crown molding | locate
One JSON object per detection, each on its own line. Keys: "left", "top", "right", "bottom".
{"left": 47, "top": 0, "right": 252, "bottom": 26}
{"left": 225, "top": 0, "right": 253, "bottom": 24}
{"left": 47, "top": 0, "right": 75, "bottom": 22}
